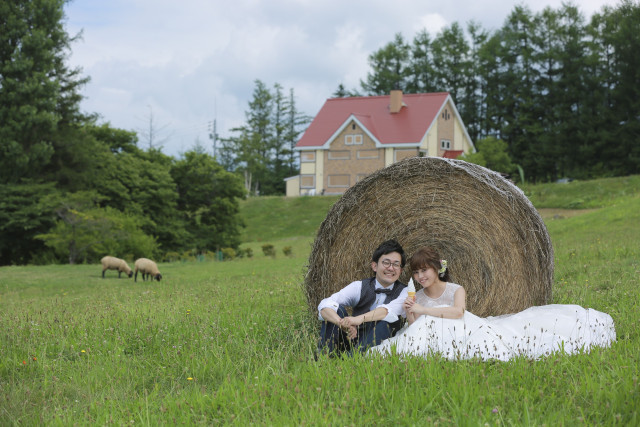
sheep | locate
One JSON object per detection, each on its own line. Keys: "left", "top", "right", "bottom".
{"left": 134, "top": 258, "right": 162, "bottom": 282}
{"left": 101, "top": 256, "right": 133, "bottom": 278}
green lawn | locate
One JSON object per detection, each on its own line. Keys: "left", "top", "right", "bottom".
{"left": 1, "top": 176, "right": 639, "bottom": 425}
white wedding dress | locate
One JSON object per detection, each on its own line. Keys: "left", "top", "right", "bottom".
{"left": 370, "top": 283, "right": 616, "bottom": 361}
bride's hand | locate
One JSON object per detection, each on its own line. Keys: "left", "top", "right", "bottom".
{"left": 403, "top": 297, "right": 415, "bottom": 310}
{"left": 408, "top": 303, "right": 425, "bottom": 316}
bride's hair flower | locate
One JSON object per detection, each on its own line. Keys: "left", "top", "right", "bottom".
{"left": 438, "top": 259, "right": 448, "bottom": 277}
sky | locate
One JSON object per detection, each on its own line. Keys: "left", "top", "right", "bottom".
{"left": 64, "top": 0, "right": 621, "bottom": 157}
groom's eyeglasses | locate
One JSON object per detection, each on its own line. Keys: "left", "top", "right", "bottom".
{"left": 380, "top": 260, "right": 401, "bottom": 270}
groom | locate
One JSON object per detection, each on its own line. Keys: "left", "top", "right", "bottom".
{"left": 317, "top": 239, "right": 408, "bottom": 356}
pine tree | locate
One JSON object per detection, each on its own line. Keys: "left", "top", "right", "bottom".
{"left": 361, "top": 33, "right": 410, "bottom": 95}
{"left": 0, "top": 0, "right": 88, "bottom": 183}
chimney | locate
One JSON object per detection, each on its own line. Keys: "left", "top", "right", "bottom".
{"left": 390, "top": 88, "right": 403, "bottom": 113}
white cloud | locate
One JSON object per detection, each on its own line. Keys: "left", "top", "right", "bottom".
{"left": 413, "top": 13, "right": 448, "bottom": 37}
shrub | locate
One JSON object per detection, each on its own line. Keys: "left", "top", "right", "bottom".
{"left": 163, "top": 251, "right": 181, "bottom": 262}
{"left": 180, "top": 251, "right": 197, "bottom": 262}
{"left": 261, "top": 244, "right": 276, "bottom": 258}
{"left": 221, "top": 247, "right": 236, "bottom": 261}
{"left": 282, "top": 246, "right": 293, "bottom": 257}
{"left": 237, "top": 247, "right": 253, "bottom": 259}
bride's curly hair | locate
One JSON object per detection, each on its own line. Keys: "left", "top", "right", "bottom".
{"left": 409, "top": 247, "right": 450, "bottom": 282}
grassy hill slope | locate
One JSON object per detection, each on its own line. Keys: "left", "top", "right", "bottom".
{"left": 239, "top": 195, "right": 340, "bottom": 243}
{"left": 239, "top": 175, "right": 640, "bottom": 244}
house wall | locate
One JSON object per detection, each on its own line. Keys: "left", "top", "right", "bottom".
{"left": 437, "top": 101, "right": 455, "bottom": 156}
{"left": 323, "top": 120, "right": 385, "bottom": 194}
{"left": 394, "top": 148, "right": 418, "bottom": 162}
{"left": 421, "top": 119, "right": 437, "bottom": 156}
{"left": 384, "top": 147, "right": 394, "bottom": 167}
{"left": 454, "top": 116, "right": 473, "bottom": 153}
{"left": 285, "top": 176, "right": 300, "bottom": 197}
{"left": 315, "top": 149, "right": 324, "bottom": 194}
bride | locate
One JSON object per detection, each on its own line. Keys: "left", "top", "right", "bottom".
{"left": 370, "top": 247, "right": 616, "bottom": 361}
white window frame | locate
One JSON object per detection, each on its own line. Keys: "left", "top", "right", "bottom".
{"left": 440, "top": 139, "right": 451, "bottom": 150}
{"left": 345, "top": 134, "right": 363, "bottom": 145}
{"left": 300, "top": 152, "right": 315, "bottom": 163}
{"left": 328, "top": 150, "right": 350, "bottom": 160}
{"left": 394, "top": 148, "right": 417, "bottom": 162}
{"left": 300, "top": 174, "right": 315, "bottom": 189}
{"left": 327, "top": 175, "right": 350, "bottom": 188}
{"left": 357, "top": 149, "right": 379, "bottom": 159}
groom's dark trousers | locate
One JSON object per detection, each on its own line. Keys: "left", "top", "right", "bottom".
{"left": 318, "top": 304, "right": 403, "bottom": 356}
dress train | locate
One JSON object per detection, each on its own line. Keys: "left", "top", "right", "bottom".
{"left": 370, "top": 304, "right": 616, "bottom": 361}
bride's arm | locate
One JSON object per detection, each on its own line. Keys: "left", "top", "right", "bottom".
{"left": 403, "top": 297, "right": 418, "bottom": 325}
{"left": 417, "top": 288, "right": 466, "bottom": 319}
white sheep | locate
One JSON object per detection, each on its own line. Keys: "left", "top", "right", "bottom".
{"left": 101, "top": 256, "right": 133, "bottom": 278}
{"left": 134, "top": 258, "right": 162, "bottom": 282}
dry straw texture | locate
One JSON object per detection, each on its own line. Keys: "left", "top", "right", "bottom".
{"left": 304, "top": 157, "right": 553, "bottom": 317}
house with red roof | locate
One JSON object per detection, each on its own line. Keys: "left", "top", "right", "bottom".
{"left": 286, "top": 89, "right": 475, "bottom": 196}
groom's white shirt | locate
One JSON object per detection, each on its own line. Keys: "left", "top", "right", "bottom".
{"left": 318, "top": 279, "right": 408, "bottom": 323}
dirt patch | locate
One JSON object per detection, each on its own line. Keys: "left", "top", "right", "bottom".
{"left": 537, "top": 208, "right": 598, "bottom": 220}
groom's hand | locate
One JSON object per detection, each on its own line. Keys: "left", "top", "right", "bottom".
{"left": 340, "top": 316, "right": 363, "bottom": 328}
{"left": 345, "top": 325, "right": 358, "bottom": 340}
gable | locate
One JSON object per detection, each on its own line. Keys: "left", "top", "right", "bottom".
{"left": 296, "top": 92, "right": 450, "bottom": 149}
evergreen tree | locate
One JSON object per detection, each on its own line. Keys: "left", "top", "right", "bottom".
{"left": 598, "top": 1, "right": 640, "bottom": 175}
{"left": 580, "top": 5, "right": 619, "bottom": 177}
{"left": 220, "top": 80, "right": 273, "bottom": 195}
{"left": 0, "top": 0, "right": 88, "bottom": 183}
{"left": 464, "top": 21, "right": 489, "bottom": 143}
{"left": 282, "top": 88, "right": 311, "bottom": 177}
{"left": 493, "top": 6, "right": 544, "bottom": 181}
{"left": 332, "top": 83, "right": 361, "bottom": 98}
{"left": 535, "top": 5, "right": 590, "bottom": 179}
{"left": 361, "top": 33, "right": 410, "bottom": 95}
{"left": 333, "top": 84, "right": 349, "bottom": 97}
{"left": 268, "top": 83, "right": 288, "bottom": 194}
{"left": 0, "top": 182, "right": 60, "bottom": 265}
{"left": 477, "top": 32, "right": 507, "bottom": 140}
{"left": 405, "top": 30, "right": 437, "bottom": 93}
{"left": 430, "top": 22, "right": 471, "bottom": 108}
{"left": 220, "top": 80, "right": 309, "bottom": 195}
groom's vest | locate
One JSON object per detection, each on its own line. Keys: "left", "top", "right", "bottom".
{"left": 352, "top": 277, "right": 406, "bottom": 318}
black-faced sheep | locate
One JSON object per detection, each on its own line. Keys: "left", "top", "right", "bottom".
{"left": 101, "top": 256, "right": 133, "bottom": 278}
{"left": 134, "top": 258, "right": 162, "bottom": 282}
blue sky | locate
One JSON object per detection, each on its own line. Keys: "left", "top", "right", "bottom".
{"left": 64, "top": 0, "right": 621, "bottom": 157}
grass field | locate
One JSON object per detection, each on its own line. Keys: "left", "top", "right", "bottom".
{"left": 1, "top": 176, "right": 639, "bottom": 425}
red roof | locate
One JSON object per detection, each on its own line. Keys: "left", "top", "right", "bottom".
{"left": 442, "top": 150, "right": 463, "bottom": 159}
{"left": 296, "top": 92, "right": 450, "bottom": 148}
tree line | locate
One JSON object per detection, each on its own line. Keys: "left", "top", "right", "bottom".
{"left": 338, "top": 1, "right": 640, "bottom": 182}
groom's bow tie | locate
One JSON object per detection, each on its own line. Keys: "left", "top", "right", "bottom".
{"left": 375, "top": 287, "right": 392, "bottom": 295}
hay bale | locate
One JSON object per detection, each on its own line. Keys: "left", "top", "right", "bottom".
{"left": 304, "top": 157, "right": 553, "bottom": 317}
